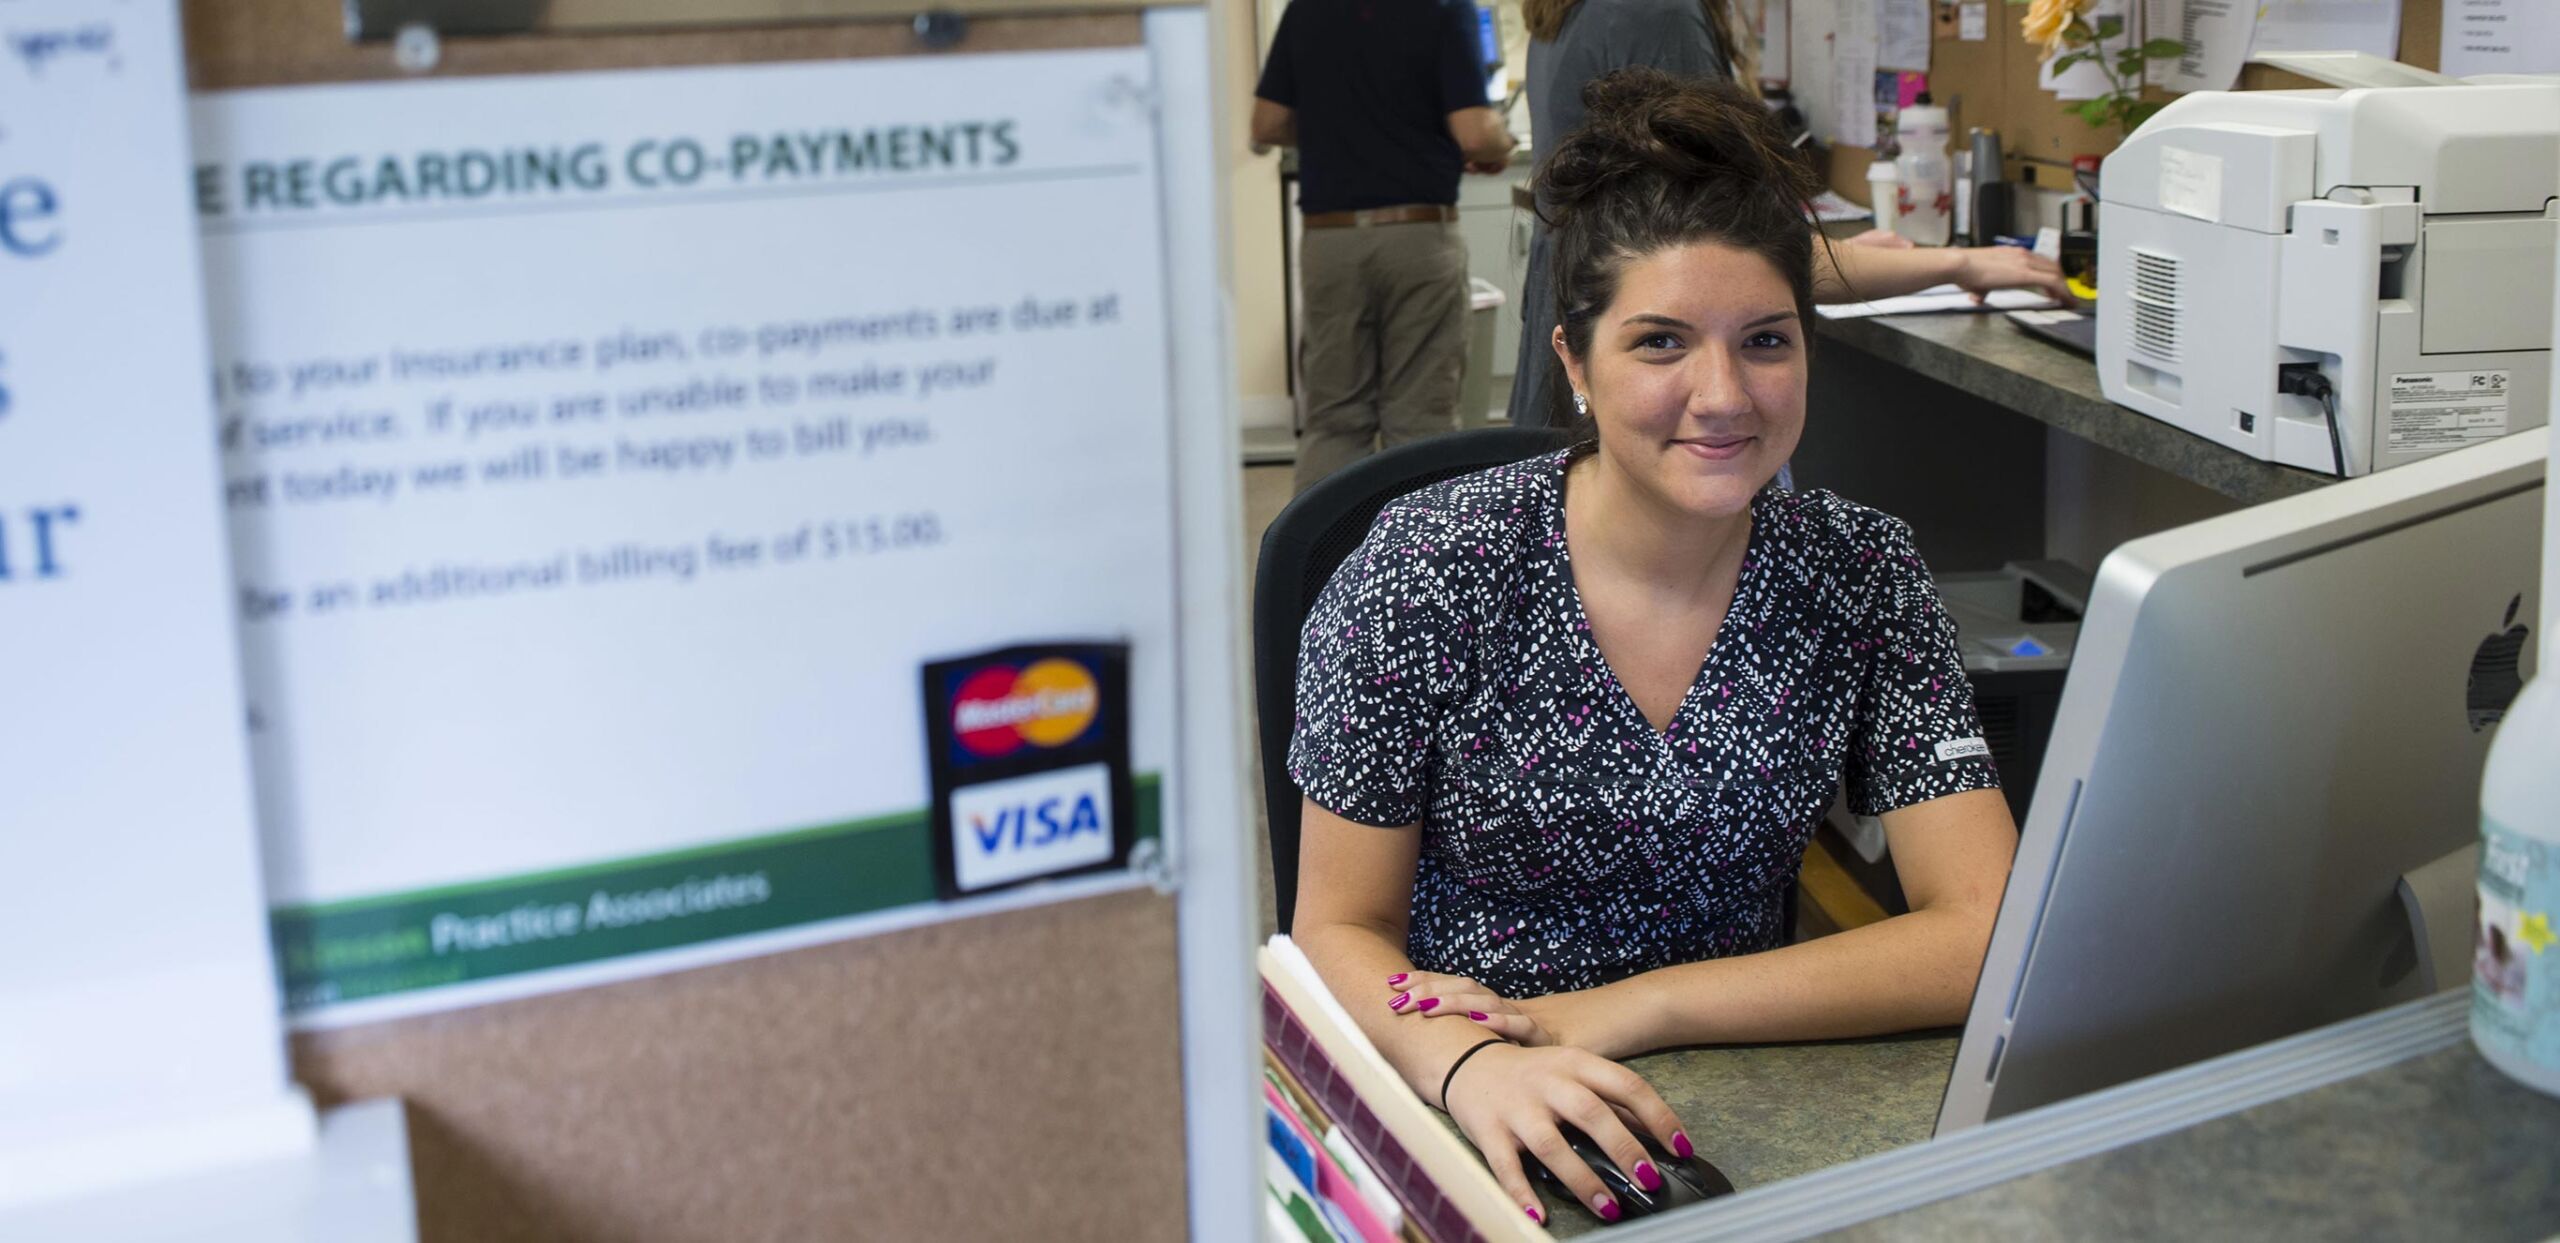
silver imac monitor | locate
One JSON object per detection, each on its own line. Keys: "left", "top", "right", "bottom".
{"left": 1937, "top": 429, "right": 2547, "bottom": 1134}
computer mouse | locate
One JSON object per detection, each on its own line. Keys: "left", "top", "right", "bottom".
{"left": 1526, "top": 1126, "right": 1733, "bottom": 1222}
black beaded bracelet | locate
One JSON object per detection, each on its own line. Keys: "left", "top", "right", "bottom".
{"left": 1439, "top": 1037, "right": 1510, "bottom": 1111}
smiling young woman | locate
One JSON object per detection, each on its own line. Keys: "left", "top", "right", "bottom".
{"left": 1284, "top": 69, "right": 2019, "bottom": 1225}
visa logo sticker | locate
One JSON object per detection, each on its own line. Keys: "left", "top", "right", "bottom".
{"left": 948, "top": 762, "right": 1114, "bottom": 892}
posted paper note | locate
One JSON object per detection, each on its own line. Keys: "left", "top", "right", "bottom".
{"left": 193, "top": 51, "right": 1184, "bottom": 1023}
{"left": 0, "top": 0, "right": 302, "bottom": 1161}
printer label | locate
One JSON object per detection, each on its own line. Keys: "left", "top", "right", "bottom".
{"left": 2157, "top": 146, "right": 2222, "bottom": 224}
{"left": 2388, "top": 371, "right": 2510, "bottom": 454}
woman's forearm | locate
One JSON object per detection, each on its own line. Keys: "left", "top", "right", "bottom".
{"left": 1551, "top": 904, "right": 1996, "bottom": 1058}
{"left": 1297, "top": 919, "right": 1520, "bottom": 1105}
{"left": 1812, "top": 239, "right": 1964, "bottom": 303}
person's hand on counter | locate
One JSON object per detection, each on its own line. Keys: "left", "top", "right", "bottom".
{"left": 1815, "top": 235, "right": 2074, "bottom": 307}
{"left": 1442, "top": 1042, "right": 1694, "bottom": 1226}
{"left": 1949, "top": 245, "right": 2072, "bottom": 305}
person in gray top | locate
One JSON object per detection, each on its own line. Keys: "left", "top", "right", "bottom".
{"left": 1512, "top": 0, "right": 1745, "bottom": 428}
{"left": 1508, "top": 0, "right": 2075, "bottom": 428}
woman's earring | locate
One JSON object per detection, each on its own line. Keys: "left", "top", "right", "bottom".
{"left": 1572, "top": 392, "right": 1590, "bottom": 418}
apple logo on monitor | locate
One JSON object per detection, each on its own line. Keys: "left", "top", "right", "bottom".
{"left": 2468, "top": 594, "right": 2531, "bottom": 732}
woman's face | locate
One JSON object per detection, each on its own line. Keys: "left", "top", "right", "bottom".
{"left": 1555, "top": 240, "right": 1806, "bottom": 520}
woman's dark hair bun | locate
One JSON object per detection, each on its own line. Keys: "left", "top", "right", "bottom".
{"left": 1541, "top": 67, "right": 1820, "bottom": 222}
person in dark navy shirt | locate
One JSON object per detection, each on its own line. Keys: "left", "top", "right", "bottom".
{"left": 1287, "top": 70, "right": 2018, "bottom": 1227}
{"left": 1252, "top": 0, "right": 1515, "bottom": 493}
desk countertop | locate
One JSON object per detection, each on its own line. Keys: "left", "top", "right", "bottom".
{"left": 1812, "top": 311, "right": 2332, "bottom": 506}
{"left": 1541, "top": 1031, "right": 1958, "bottom": 1236}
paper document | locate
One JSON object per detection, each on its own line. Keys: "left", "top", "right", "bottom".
{"left": 1830, "top": 0, "right": 1881, "bottom": 147}
{"left": 1809, "top": 189, "right": 1875, "bottom": 223}
{"left": 2146, "top": 0, "right": 2256, "bottom": 92}
{"left": 195, "top": 51, "right": 1186, "bottom": 1024}
{"left": 1817, "top": 285, "right": 2062, "bottom": 318}
{"left": 2249, "top": 0, "right": 2400, "bottom": 60}
{"left": 2044, "top": 0, "right": 2134, "bottom": 100}
{"left": 2441, "top": 0, "right": 2560, "bottom": 77}
{"left": 1878, "top": 0, "right": 1932, "bottom": 71}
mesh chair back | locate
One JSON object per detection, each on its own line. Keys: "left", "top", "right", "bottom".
{"left": 1252, "top": 427, "right": 1574, "bottom": 933}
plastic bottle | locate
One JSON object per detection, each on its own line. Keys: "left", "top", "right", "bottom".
{"left": 2473, "top": 422, "right": 2560, "bottom": 1096}
{"left": 1892, "top": 98, "right": 1951, "bottom": 246}
{"left": 1866, "top": 161, "right": 1901, "bottom": 234}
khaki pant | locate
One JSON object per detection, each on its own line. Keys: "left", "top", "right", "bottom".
{"left": 1294, "top": 221, "right": 1469, "bottom": 494}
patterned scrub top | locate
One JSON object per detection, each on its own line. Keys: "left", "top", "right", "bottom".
{"left": 1288, "top": 448, "right": 2000, "bottom": 998}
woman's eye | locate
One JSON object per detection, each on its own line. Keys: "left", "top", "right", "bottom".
{"left": 1746, "top": 331, "right": 1793, "bottom": 350}
{"left": 1634, "top": 332, "right": 1683, "bottom": 351}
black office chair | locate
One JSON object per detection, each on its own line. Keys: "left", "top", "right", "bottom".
{"left": 1253, "top": 426, "right": 1573, "bottom": 935}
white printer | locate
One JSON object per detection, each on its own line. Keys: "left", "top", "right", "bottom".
{"left": 2098, "top": 82, "right": 2557, "bottom": 476}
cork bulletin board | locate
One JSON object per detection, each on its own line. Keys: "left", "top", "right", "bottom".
{"left": 181, "top": 2, "right": 1194, "bottom": 1239}
{"left": 1825, "top": 0, "right": 2451, "bottom": 201}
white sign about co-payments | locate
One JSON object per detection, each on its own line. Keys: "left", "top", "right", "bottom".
{"left": 192, "top": 50, "right": 1183, "bottom": 1025}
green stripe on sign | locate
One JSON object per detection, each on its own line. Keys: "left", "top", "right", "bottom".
{"left": 272, "top": 773, "right": 1162, "bottom": 1012}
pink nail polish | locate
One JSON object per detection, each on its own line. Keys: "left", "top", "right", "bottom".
{"left": 1633, "top": 1160, "right": 1662, "bottom": 1192}
{"left": 1389, "top": 992, "right": 1409, "bottom": 1010}
{"left": 1469, "top": 1010, "right": 1490, "bottom": 1021}
{"left": 1525, "top": 1204, "right": 1545, "bottom": 1225}
{"left": 1594, "top": 1194, "right": 1620, "bottom": 1222}
{"left": 1388, "top": 973, "right": 1408, "bottom": 986}
{"left": 1672, "top": 1131, "right": 1694, "bottom": 1160}
{"left": 1416, "top": 997, "right": 1440, "bottom": 1012}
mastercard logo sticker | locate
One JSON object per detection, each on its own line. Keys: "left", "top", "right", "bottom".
{"left": 951, "top": 658, "right": 1101, "bottom": 757}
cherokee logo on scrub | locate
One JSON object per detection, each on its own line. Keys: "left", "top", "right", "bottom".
{"left": 950, "top": 657, "right": 1101, "bottom": 757}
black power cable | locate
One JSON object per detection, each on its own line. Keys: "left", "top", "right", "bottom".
{"left": 2277, "top": 364, "right": 2348, "bottom": 478}
{"left": 2317, "top": 385, "right": 2346, "bottom": 479}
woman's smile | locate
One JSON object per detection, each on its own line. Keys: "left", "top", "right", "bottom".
{"left": 1672, "top": 434, "right": 1755, "bottom": 461}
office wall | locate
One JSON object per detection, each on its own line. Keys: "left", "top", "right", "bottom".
{"left": 1229, "top": 0, "right": 1289, "bottom": 425}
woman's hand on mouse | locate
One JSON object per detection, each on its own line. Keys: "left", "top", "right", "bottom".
{"left": 1441, "top": 1042, "right": 1693, "bottom": 1226}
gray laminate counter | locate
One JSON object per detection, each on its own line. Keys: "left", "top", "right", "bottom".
{"left": 1812, "top": 311, "right": 2332, "bottom": 506}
